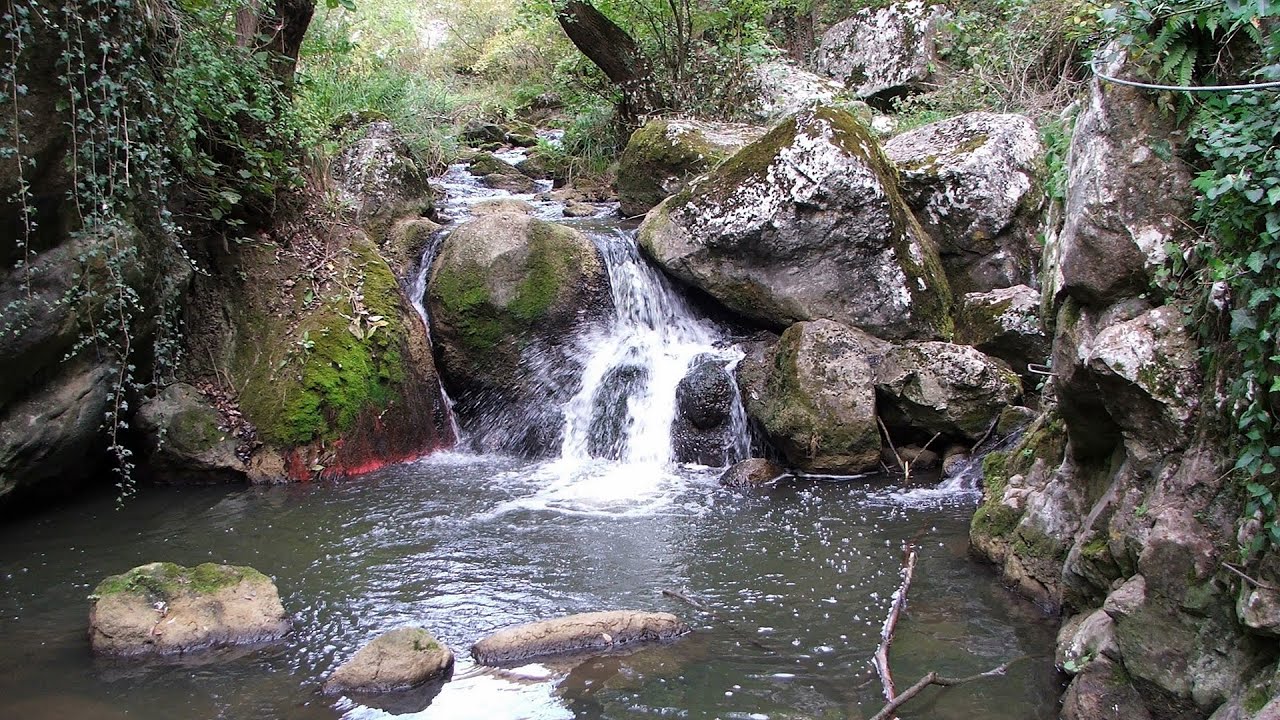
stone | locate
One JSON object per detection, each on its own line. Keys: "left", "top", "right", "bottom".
{"left": 1061, "top": 658, "right": 1153, "bottom": 720}
{"left": 461, "top": 120, "right": 506, "bottom": 146}
{"left": 618, "top": 118, "right": 764, "bottom": 217}
{"left": 719, "top": 458, "right": 787, "bottom": 488}
{"left": 587, "top": 364, "right": 649, "bottom": 460}
{"left": 672, "top": 356, "right": 740, "bottom": 466}
{"left": 639, "top": 106, "right": 951, "bottom": 341}
{"left": 332, "top": 121, "right": 436, "bottom": 225}
{"left": 1239, "top": 585, "right": 1280, "bottom": 638}
{"left": 427, "top": 212, "right": 612, "bottom": 456}
{"left": 472, "top": 199, "right": 534, "bottom": 216}
{"left": 885, "top": 112, "right": 1045, "bottom": 294}
{"left": 323, "top": 627, "right": 454, "bottom": 695}
{"left": 469, "top": 152, "right": 522, "bottom": 178}
{"left": 996, "top": 405, "right": 1038, "bottom": 437}
{"left": 383, "top": 217, "right": 443, "bottom": 279}
{"left": 740, "top": 320, "right": 887, "bottom": 473}
{"left": 815, "top": 1, "right": 949, "bottom": 102}
{"left": 563, "top": 200, "right": 596, "bottom": 218}
{"left": 954, "top": 285, "right": 1049, "bottom": 384}
{"left": 471, "top": 611, "right": 689, "bottom": 666}
{"left": 482, "top": 172, "right": 539, "bottom": 194}
{"left": 1056, "top": 608, "right": 1120, "bottom": 674}
{"left": 749, "top": 59, "right": 847, "bottom": 121}
{"left": 135, "top": 383, "right": 245, "bottom": 484}
{"left": 88, "top": 562, "right": 289, "bottom": 655}
{"left": 874, "top": 342, "right": 1022, "bottom": 441}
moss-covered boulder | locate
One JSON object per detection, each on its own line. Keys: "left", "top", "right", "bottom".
{"left": 427, "top": 212, "right": 612, "bottom": 455}
{"left": 135, "top": 383, "right": 245, "bottom": 484}
{"left": 874, "top": 341, "right": 1023, "bottom": 441}
{"left": 468, "top": 152, "right": 539, "bottom": 194}
{"left": 885, "top": 112, "right": 1046, "bottom": 294}
{"left": 739, "top": 320, "right": 889, "bottom": 473}
{"left": 954, "top": 285, "right": 1049, "bottom": 385}
{"left": 88, "top": 562, "right": 289, "bottom": 655}
{"left": 323, "top": 627, "right": 454, "bottom": 697}
{"left": 617, "top": 119, "right": 764, "bottom": 218}
{"left": 814, "top": 1, "right": 949, "bottom": 103}
{"left": 638, "top": 106, "right": 951, "bottom": 341}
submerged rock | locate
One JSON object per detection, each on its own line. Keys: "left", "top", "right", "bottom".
{"left": 471, "top": 611, "right": 689, "bottom": 666}
{"left": 135, "top": 383, "right": 245, "bottom": 484}
{"left": 427, "top": 212, "right": 612, "bottom": 456}
{"left": 885, "top": 112, "right": 1045, "bottom": 294}
{"left": 815, "top": 1, "right": 949, "bottom": 103}
{"left": 323, "top": 627, "right": 454, "bottom": 695}
{"left": 639, "top": 106, "right": 951, "bottom": 341}
{"left": 719, "top": 458, "right": 787, "bottom": 488}
{"left": 88, "top": 562, "right": 289, "bottom": 656}
{"left": 618, "top": 118, "right": 764, "bottom": 217}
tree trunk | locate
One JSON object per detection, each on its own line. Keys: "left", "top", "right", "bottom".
{"left": 555, "top": 0, "right": 665, "bottom": 122}
{"left": 238, "top": 0, "right": 314, "bottom": 87}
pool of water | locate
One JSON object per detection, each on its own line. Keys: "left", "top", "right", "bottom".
{"left": 0, "top": 455, "right": 1062, "bottom": 719}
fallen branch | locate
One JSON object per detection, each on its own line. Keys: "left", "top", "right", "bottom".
{"left": 970, "top": 418, "right": 999, "bottom": 454}
{"left": 1224, "top": 562, "right": 1280, "bottom": 592}
{"left": 873, "top": 545, "right": 918, "bottom": 703}
{"left": 867, "top": 656, "right": 1030, "bottom": 720}
{"left": 876, "top": 417, "right": 905, "bottom": 478}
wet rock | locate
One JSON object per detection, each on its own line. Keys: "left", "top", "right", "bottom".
{"left": 672, "top": 356, "right": 739, "bottom": 465}
{"left": 941, "top": 449, "right": 970, "bottom": 478}
{"left": 741, "top": 320, "right": 887, "bottom": 473}
{"left": 618, "top": 118, "right": 765, "bottom": 217}
{"left": 954, "top": 285, "right": 1049, "bottom": 384}
{"left": 563, "top": 200, "right": 596, "bottom": 218}
{"left": 874, "top": 342, "right": 1022, "bottom": 441}
{"left": 382, "top": 217, "right": 443, "bottom": 280}
{"left": 323, "top": 627, "right": 454, "bottom": 695}
{"left": 469, "top": 152, "right": 522, "bottom": 178}
{"left": 427, "top": 212, "right": 612, "bottom": 456}
{"left": 472, "top": 198, "right": 535, "bottom": 216}
{"left": 471, "top": 611, "right": 690, "bottom": 666}
{"left": 749, "top": 59, "right": 847, "bottom": 121}
{"left": 135, "top": 383, "right": 245, "bottom": 484}
{"left": 1062, "top": 657, "right": 1153, "bottom": 720}
{"left": 1044, "top": 48, "right": 1194, "bottom": 307}
{"left": 516, "top": 148, "right": 567, "bottom": 185}
{"left": 88, "top": 562, "right": 289, "bottom": 655}
{"left": 885, "top": 113, "right": 1045, "bottom": 294}
{"left": 719, "top": 458, "right": 787, "bottom": 488}
{"left": 332, "top": 121, "right": 437, "bottom": 225}
{"left": 587, "top": 364, "right": 649, "bottom": 460}
{"left": 815, "top": 1, "right": 949, "bottom": 103}
{"left": 482, "top": 173, "right": 539, "bottom": 194}
{"left": 639, "top": 106, "right": 951, "bottom": 341}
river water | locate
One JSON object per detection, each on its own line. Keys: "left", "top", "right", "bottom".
{"left": 0, "top": 153, "right": 1062, "bottom": 719}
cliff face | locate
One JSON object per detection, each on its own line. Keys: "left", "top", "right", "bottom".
{"left": 971, "top": 55, "right": 1280, "bottom": 720}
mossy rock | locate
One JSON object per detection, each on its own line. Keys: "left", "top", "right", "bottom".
{"left": 324, "top": 627, "right": 454, "bottom": 697}
{"left": 135, "top": 383, "right": 245, "bottom": 483}
{"left": 617, "top": 118, "right": 764, "bottom": 217}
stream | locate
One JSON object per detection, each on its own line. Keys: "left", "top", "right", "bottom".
{"left": 0, "top": 153, "right": 1064, "bottom": 719}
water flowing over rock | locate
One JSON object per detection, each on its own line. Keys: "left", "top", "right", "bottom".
{"left": 471, "top": 611, "right": 690, "bottom": 666}
{"left": 885, "top": 112, "right": 1045, "bottom": 294}
{"left": 738, "top": 320, "right": 887, "bottom": 473}
{"left": 323, "top": 627, "right": 454, "bottom": 696}
{"left": 749, "top": 59, "right": 848, "bottom": 121}
{"left": 88, "top": 562, "right": 289, "bottom": 655}
{"left": 954, "top": 285, "right": 1049, "bottom": 384}
{"left": 427, "top": 212, "right": 612, "bottom": 456}
{"left": 671, "top": 355, "right": 741, "bottom": 465}
{"left": 875, "top": 341, "right": 1023, "bottom": 441}
{"left": 814, "top": 1, "right": 949, "bottom": 103}
{"left": 135, "top": 383, "right": 245, "bottom": 484}
{"left": 618, "top": 118, "right": 765, "bottom": 218}
{"left": 638, "top": 106, "right": 951, "bottom": 341}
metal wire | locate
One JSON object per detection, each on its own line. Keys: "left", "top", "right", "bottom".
{"left": 1089, "top": 57, "right": 1280, "bottom": 92}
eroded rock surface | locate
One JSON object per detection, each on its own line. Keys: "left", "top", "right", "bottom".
{"left": 471, "top": 611, "right": 689, "bottom": 666}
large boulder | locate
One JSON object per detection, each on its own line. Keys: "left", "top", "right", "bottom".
{"left": 88, "top": 562, "right": 289, "bottom": 655}
{"left": 749, "top": 59, "right": 848, "bottom": 121}
{"left": 639, "top": 106, "right": 951, "bottom": 341}
{"left": 135, "top": 383, "right": 246, "bottom": 484}
{"left": 954, "top": 285, "right": 1049, "bottom": 385}
{"left": 739, "top": 320, "right": 887, "bottom": 473}
{"left": 471, "top": 611, "right": 689, "bottom": 666}
{"left": 814, "top": 1, "right": 949, "bottom": 103}
{"left": 1044, "top": 49, "right": 1195, "bottom": 307}
{"left": 885, "top": 112, "right": 1045, "bottom": 294}
{"left": 672, "top": 355, "right": 740, "bottom": 466}
{"left": 323, "top": 627, "right": 454, "bottom": 695}
{"left": 618, "top": 119, "right": 764, "bottom": 218}
{"left": 427, "top": 212, "right": 612, "bottom": 455}
{"left": 875, "top": 342, "right": 1023, "bottom": 441}
{"left": 332, "top": 121, "right": 437, "bottom": 228}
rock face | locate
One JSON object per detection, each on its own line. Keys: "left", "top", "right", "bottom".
{"left": 739, "top": 320, "right": 887, "bottom": 473}
{"left": 749, "top": 59, "right": 847, "bottom": 121}
{"left": 815, "top": 1, "right": 949, "bottom": 102}
{"left": 324, "top": 627, "right": 454, "bottom": 695}
{"left": 618, "top": 119, "right": 764, "bottom": 218}
{"left": 954, "top": 285, "right": 1049, "bottom": 384}
{"left": 135, "top": 383, "right": 245, "bottom": 484}
{"left": 672, "top": 356, "right": 740, "bottom": 465}
{"left": 639, "top": 106, "right": 951, "bottom": 341}
{"left": 427, "top": 212, "right": 612, "bottom": 455}
{"left": 471, "top": 611, "right": 689, "bottom": 666}
{"left": 885, "top": 113, "right": 1045, "bottom": 294}
{"left": 875, "top": 342, "right": 1023, "bottom": 441}
{"left": 719, "top": 458, "right": 787, "bottom": 488}
{"left": 88, "top": 562, "right": 289, "bottom": 655}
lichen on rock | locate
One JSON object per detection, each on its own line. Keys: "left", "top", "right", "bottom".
{"left": 814, "top": 1, "right": 949, "bottom": 103}
{"left": 618, "top": 118, "right": 764, "bottom": 217}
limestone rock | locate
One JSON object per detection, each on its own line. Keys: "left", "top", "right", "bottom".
{"left": 618, "top": 119, "right": 764, "bottom": 217}
{"left": 639, "top": 106, "right": 951, "bottom": 340}
{"left": 749, "top": 59, "right": 848, "bottom": 121}
{"left": 427, "top": 212, "right": 612, "bottom": 455}
{"left": 885, "top": 113, "right": 1045, "bottom": 294}
{"left": 324, "top": 627, "right": 454, "bottom": 695}
{"left": 88, "top": 562, "right": 289, "bottom": 655}
{"left": 954, "top": 285, "right": 1049, "bottom": 384}
{"left": 471, "top": 611, "right": 689, "bottom": 666}
{"left": 135, "top": 383, "right": 245, "bottom": 484}
{"left": 875, "top": 342, "right": 1022, "bottom": 440}
{"left": 1056, "top": 608, "right": 1120, "bottom": 674}
{"left": 815, "top": 1, "right": 949, "bottom": 102}
{"left": 1061, "top": 658, "right": 1153, "bottom": 720}
{"left": 332, "top": 121, "right": 437, "bottom": 224}
{"left": 740, "top": 320, "right": 888, "bottom": 473}
{"left": 719, "top": 458, "right": 787, "bottom": 488}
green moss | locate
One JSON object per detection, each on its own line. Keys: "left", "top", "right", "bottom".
{"left": 169, "top": 407, "right": 222, "bottom": 454}
{"left": 972, "top": 451, "right": 1021, "bottom": 539}
{"left": 1081, "top": 537, "right": 1109, "bottom": 560}
{"left": 1013, "top": 526, "right": 1065, "bottom": 561}
{"left": 1245, "top": 686, "right": 1270, "bottom": 714}
{"left": 92, "top": 562, "right": 261, "bottom": 601}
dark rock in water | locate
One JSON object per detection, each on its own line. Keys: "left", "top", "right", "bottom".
{"left": 588, "top": 364, "right": 650, "bottom": 460}
{"left": 482, "top": 172, "right": 539, "bottom": 194}
{"left": 323, "top": 627, "right": 454, "bottom": 701}
{"left": 719, "top": 458, "right": 786, "bottom": 488}
{"left": 471, "top": 611, "right": 689, "bottom": 666}
{"left": 135, "top": 383, "right": 245, "bottom": 484}
{"left": 88, "top": 562, "right": 289, "bottom": 656}
{"left": 427, "top": 212, "right": 612, "bottom": 457}
{"left": 672, "top": 356, "right": 739, "bottom": 465}
{"left": 462, "top": 120, "right": 506, "bottom": 146}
